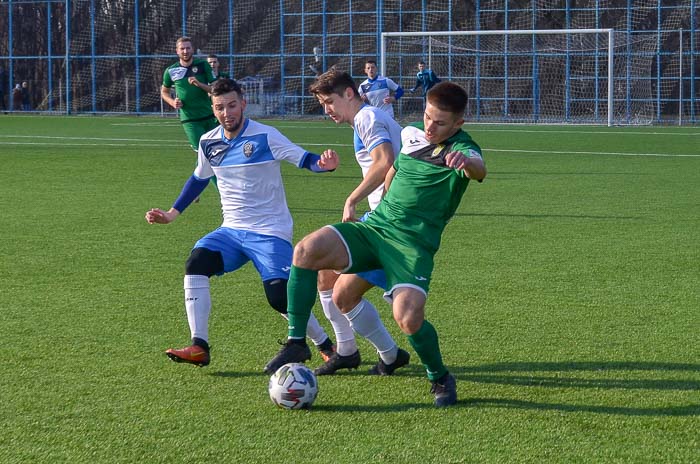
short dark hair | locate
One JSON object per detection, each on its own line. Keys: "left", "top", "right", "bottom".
{"left": 176, "top": 36, "right": 192, "bottom": 47}
{"left": 210, "top": 77, "right": 242, "bottom": 97}
{"left": 207, "top": 54, "right": 219, "bottom": 60}
{"left": 365, "top": 59, "right": 377, "bottom": 66}
{"left": 309, "top": 68, "right": 359, "bottom": 99}
{"left": 426, "top": 81, "right": 468, "bottom": 115}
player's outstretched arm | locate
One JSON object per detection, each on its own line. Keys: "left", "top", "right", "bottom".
{"left": 300, "top": 151, "right": 338, "bottom": 173}
{"left": 445, "top": 151, "right": 487, "bottom": 181}
{"left": 145, "top": 175, "right": 210, "bottom": 225}
{"left": 145, "top": 208, "right": 180, "bottom": 225}
{"left": 317, "top": 149, "right": 339, "bottom": 171}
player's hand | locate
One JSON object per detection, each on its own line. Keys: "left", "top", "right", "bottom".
{"left": 173, "top": 97, "right": 183, "bottom": 109}
{"left": 444, "top": 151, "right": 469, "bottom": 171}
{"left": 318, "top": 149, "right": 339, "bottom": 171}
{"left": 188, "top": 77, "right": 201, "bottom": 87}
{"left": 145, "top": 208, "right": 178, "bottom": 224}
{"left": 342, "top": 201, "right": 358, "bottom": 223}
{"left": 383, "top": 96, "right": 395, "bottom": 104}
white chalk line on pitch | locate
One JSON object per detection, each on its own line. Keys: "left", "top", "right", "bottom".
{"left": 2, "top": 135, "right": 696, "bottom": 157}
{"left": 486, "top": 148, "right": 700, "bottom": 157}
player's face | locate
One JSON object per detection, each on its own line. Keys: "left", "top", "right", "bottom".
{"left": 417, "top": 63, "right": 425, "bottom": 71}
{"left": 316, "top": 90, "right": 353, "bottom": 124}
{"left": 176, "top": 41, "right": 194, "bottom": 65}
{"left": 364, "top": 63, "right": 378, "bottom": 79}
{"left": 212, "top": 91, "right": 247, "bottom": 137}
{"left": 207, "top": 58, "right": 219, "bottom": 72}
{"left": 423, "top": 102, "right": 464, "bottom": 144}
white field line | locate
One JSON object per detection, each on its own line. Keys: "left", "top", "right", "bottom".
{"left": 1, "top": 135, "right": 697, "bottom": 157}
{"left": 486, "top": 148, "right": 700, "bottom": 158}
{"left": 470, "top": 128, "right": 700, "bottom": 137}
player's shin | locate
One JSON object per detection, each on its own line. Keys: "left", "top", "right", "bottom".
{"left": 346, "top": 298, "right": 397, "bottom": 363}
{"left": 319, "top": 289, "right": 358, "bottom": 355}
{"left": 286, "top": 266, "right": 318, "bottom": 339}
{"left": 406, "top": 320, "right": 447, "bottom": 382}
{"left": 184, "top": 275, "right": 211, "bottom": 342}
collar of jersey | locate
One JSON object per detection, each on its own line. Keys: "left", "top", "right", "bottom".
{"left": 220, "top": 118, "right": 250, "bottom": 144}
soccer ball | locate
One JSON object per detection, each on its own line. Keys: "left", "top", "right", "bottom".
{"left": 268, "top": 363, "right": 318, "bottom": 410}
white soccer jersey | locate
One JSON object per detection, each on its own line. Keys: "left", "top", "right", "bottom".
{"left": 352, "top": 105, "right": 403, "bottom": 210}
{"left": 358, "top": 76, "right": 401, "bottom": 118}
{"left": 195, "top": 119, "right": 308, "bottom": 243}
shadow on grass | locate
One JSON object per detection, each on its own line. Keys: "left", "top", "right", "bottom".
{"left": 451, "top": 211, "right": 642, "bottom": 220}
{"left": 450, "top": 361, "right": 700, "bottom": 417}
{"left": 462, "top": 398, "right": 700, "bottom": 417}
{"left": 454, "top": 361, "right": 700, "bottom": 391}
{"left": 210, "top": 361, "right": 700, "bottom": 416}
{"left": 208, "top": 370, "right": 269, "bottom": 379}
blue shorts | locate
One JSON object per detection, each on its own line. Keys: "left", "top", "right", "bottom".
{"left": 194, "top": 227, "right": 292, "bottom": 281}
{"left": 355, "top": 211, "right": 387, "bottom": 290}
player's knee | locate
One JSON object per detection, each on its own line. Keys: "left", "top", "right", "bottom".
{"left": 392, "top": 296, "right": 425, "bottom": 334}
{"left": 185, "top": 247, "right": 224, "bottom": 277}
{"left": 332, "top": 288, "right": 361, "bottom": 314}
{"left": 292, "top": 236, "right": 317, "bottom": 267}
{"left": 264, "top": 278, "right": 288, "bottom": 314}
{"left": 317, "top": 269, "right": 339, "bottom": 292}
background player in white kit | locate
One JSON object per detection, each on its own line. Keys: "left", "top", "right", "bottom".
{"left": 145, "top": 78, "right": 339, "bottom": 368}
{"left": 358, "top": 60, "right": 404, "bottom": 119}
{"left": 272, "top": 68, "right": 410, "bottom": 376}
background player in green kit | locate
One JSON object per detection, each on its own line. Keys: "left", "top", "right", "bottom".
{"left": 265, "top": 81, "right": 487, "bottom": 407}
{"left": 161, "top": 37, "right": 218, "bottom": 153}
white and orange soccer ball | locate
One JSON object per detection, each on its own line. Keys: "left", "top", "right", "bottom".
{"left": 268, "top": 363, "right": 318, "bottom": 410}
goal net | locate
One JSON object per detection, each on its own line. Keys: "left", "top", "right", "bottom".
{"left": 381, "top": 29, "right": 656, "bottom": 125}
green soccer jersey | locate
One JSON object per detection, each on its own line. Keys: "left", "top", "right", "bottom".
{"left": 162, "top": 58, "right": 215, "bottom": 122}
{"left": 369, "top": 123, "right": 483, "bottom": 252}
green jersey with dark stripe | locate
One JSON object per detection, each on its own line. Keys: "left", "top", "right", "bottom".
{"left": 162, "top": 59, "right": 215, "bottom": 123}
{"left": 368, "top": 123, "right": 483, "bottom": 252}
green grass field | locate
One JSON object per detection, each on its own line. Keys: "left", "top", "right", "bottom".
{"left": 1, "top": 115, "right": 698, "bottom": 463}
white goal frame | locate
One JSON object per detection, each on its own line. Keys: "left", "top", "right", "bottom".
{"left": 381, "top": 29, "right": 615, "bottom": 126}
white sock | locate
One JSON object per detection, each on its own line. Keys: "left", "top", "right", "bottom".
{"left": 345, "top": 298, "right": 398, "bottom": 364}
{"left": 306, "top": 311, "right": 330, "bottom": 346}
{"left": 279, "top": 312, "right": 330, "bottom": 347}
{"left": 184, "top": 275, "right": 211, "bottom": 343}
{"left": 319, "top": 289, "right": 358, "bottom": 356}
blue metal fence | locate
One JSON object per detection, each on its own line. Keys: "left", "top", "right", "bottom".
{"left": 0, "top": 0, "right": 697, "bottom": 123}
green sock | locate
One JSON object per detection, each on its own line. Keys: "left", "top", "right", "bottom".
{"left": 407, "top": 320, "right": 447, "bottom": 381}
{"left": 286, "top": 265, "right": 318, "bottom": 339}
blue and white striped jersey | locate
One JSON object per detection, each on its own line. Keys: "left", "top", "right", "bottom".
{"left": 194, "top": 119, "right": 309, "bottom": 243}
{"left": 358, "top": 76, "right": 402, "bottom": 118}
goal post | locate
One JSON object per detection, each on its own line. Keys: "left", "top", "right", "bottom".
{"left": 381, "top": 29, "right": 630, "bottom": 126}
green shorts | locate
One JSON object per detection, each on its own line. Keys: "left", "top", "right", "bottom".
{"left": 328, "top": 221, "right": 435, "bottom": 297}
{"left": 182, "top": 116, "right": 218, "bottom": 152}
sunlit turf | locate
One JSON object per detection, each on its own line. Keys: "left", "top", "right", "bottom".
{"left": 1, "top": 115, "right": 698, "bottom": 463}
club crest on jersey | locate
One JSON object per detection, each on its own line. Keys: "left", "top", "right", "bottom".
{"left": 243, "top": 142, "right": 254, "bottom": 157}
{"left": 192, "top": 66, "right": 199, "bottom": 74}
{"left": 432, "top": 144, "right": 445, "bottom": 158}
